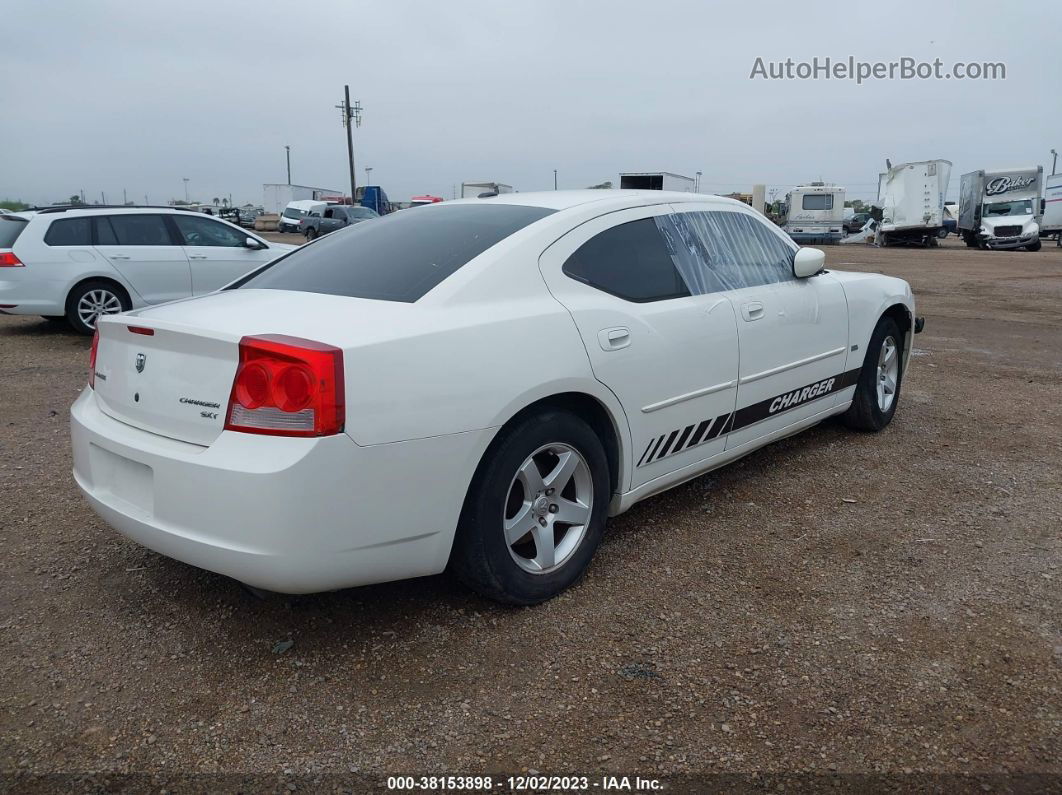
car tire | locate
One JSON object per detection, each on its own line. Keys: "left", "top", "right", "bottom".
{"left": 1025, "top": 240, "right": 1042, "bottom": 252}
{"left": 305, "top": 228, "right": 317, "bottom": 241}
{"left": 451, "top": 409, "right": 610, "bottom": 605}
{"left": 841, "top": 316, "right": 903, "bottom": 433}
{"left": 937, "top": 227, "right": 949, "bottom": 239}
{"left": 65, "top": 280, "right": 130, "bottom": 336}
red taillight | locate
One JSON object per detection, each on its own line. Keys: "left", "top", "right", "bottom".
{"left": 88, "top": 328, "right": 100, "bottom": 389}
{"left": 127, "top": 325, "right": 155, "bottom": 336}
{"left": 0, "top": 251, "right": 24, "bottom": 267}
{"left": 224, "top": 335, "right": 344, "bottom": 437}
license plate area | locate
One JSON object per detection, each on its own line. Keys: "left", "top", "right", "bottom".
{"left": 89, "top": 444, "right": 155, "bottom": 517}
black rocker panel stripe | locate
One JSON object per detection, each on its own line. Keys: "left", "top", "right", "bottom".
{"left": 636, "top": 368, "right": 861, "bottom": 468}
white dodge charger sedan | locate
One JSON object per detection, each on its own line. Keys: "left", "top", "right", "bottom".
{"left": 71, "top": 191, "right": 922, "bottom": 604}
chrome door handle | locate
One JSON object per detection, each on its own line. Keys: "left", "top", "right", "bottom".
{"left": 598, "top": 327, "right": 631, "bottom": 351}
{"left": 741, "top": 302, "right": 765, "bottom": 321}
{"left": 109, "top": 254, "right": 130, "bottom": 260}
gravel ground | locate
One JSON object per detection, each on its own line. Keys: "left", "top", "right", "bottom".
{"left": 1, "top": 236, "right": 1060, "bottom": 788}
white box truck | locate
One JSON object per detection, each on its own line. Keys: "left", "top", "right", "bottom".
{"left": 461, "top": 182, "right": 513, "bottom": 198}
{"left": 874, "top": 159, "right": 952, "bottom": 247}
{"left": 957, "top": 167, "right": 1043, "bottom": 251}
{"left": 783, "top": 183, "right": 846, "bottom": 244}
{"left": 1041, "top": 173, "right": 1062, "bottom": 246}
{"left": 618, "top": 172, "right": 695, "bottom": 192}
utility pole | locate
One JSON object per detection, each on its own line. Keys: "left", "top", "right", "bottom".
{"left": 554, "top": 170, "right": 558, "bottom": 190}
{"left": 123, "top": 188, "right": 127, "bottom": 205}
{"left": 696, "top": 171, "right": 702, "bottom": 192}
{"left": 182, "top": 178, "right": 189, "bottom": 203}
{"left": 1052, "top": 149, "right": 1058, "bottom": 176}
{"left": 336, "top": 86, "right": 361, "bottom": 202}
{"left": 365, "top": 166, "right": 373, "bottom": 185}
{"left": 285, "top": 145, "right": 291, "bottom": 184}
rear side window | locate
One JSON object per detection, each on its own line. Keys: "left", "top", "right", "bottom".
{"left": 44, "top": 217, "right": 92, "bottom": 246}
{"left": 563, "top": 218, "right": 691, "bottom": 302}
{"left": 802, "top": 194, "right": 833, "bottom": 210}
{"left": 235, "top": 204, "right": 555, "bottom": 302}
{"left": 104, "top": 215, "right": 174, "bottom": 246}
{"left": 0, "top": 217, "right": 28, "bottom": 248}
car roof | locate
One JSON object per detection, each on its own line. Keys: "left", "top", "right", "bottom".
{"left": 435, "top": 190, "right": 750, "bottom": 213}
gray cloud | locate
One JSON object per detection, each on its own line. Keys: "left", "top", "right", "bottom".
{"left": 2, "top": 0, "right": 1058, "bottom": 206}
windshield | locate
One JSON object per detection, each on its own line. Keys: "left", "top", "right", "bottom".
{"left": 984, "top": 200, "right": 1032, "bottom": 216}
{"left": 234, "top": 203, "right": 555, "bottom": 302}
{"left": 0, "top": 216, "right": 28, "bottom": 248}
{"left": 282, "top": 207, "right": 308, "bottom": 219}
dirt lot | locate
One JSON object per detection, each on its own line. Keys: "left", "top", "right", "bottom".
{"left": 1, "top": 237, "right": 1060, "bottom": 788}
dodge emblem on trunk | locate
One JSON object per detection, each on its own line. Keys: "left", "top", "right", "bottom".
{"left": 135, "top": 353, "right": 146, "bottom": 373}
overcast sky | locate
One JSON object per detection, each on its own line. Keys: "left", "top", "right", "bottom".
{"left": 2, "top": 0, "right": 1059, "bottom": 206}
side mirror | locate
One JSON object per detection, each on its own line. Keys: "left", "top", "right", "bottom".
{"left": 793, "top": 247, "right": 825, "bottom": 278}
{"left": 244, "top": 237, "right": 265, "bottom": 250}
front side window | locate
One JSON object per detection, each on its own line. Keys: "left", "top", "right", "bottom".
{"left": 662, "top": 210, "right": 795, "bottom": 292}
{"left": 802, "top": 194, "right": 833, "bottom": 210}
{"left": 104, "top": 214, "right": 173, "bottom": 246}
{"left": 44, "top": 217, "right": 92, "bottom": 246}
{"left": 173, "top": 214, "right": 248, "bottom": 247}
{"left": 563, "top": 218, "right": 691, "bottom": 303}
{"left": 235, "top": 203, "right": 555, "bottom": 303}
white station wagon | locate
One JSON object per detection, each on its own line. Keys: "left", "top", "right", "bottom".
{"left": 0, "top": 206, "right": 293, "bottom": 333}
{"left": 71, "top": 191, "right": 922, "bottom": 604}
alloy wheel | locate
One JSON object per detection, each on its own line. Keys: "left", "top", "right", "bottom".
{"left": 77, "top": 289, "right": 123, "bottom": 329}
{"left": 503, "top": 443, "right": 593, "bottom": 574}
{"left": 876, "top": 335, "right": 899, "bottom": 412}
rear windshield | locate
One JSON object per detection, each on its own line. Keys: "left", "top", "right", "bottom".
{"left": 0, "top": 217, "right": 28, "bottom": 248}
{"left": 235, "top": 203, "right": 555, "bottom": 302}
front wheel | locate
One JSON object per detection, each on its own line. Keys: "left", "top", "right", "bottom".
{"left": 842, "top": 317, "right": 903, "bottom": 432}
{"left": 1025, "top": 240, "right": 1041, "bottom": 252}
{"left": 451, "top": 410, "right": 610, "bottom": 605}
{"left": 305, "top": 227, "right": 317, "bottom": 241}
{"left": 937, "top": 227, "right": 949, "bottom": 239}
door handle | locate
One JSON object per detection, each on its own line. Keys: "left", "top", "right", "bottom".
{"left": 188, "top": 254, "right": 208, "bottom": 260}
{"left": 598, "top": 327, "right": 631, "bottom": 351}
{"left": 109, "top": 254, "right": 130, "bottom": 260}
{"left": 741, "top": 302, "right": 765, "bottom": 321}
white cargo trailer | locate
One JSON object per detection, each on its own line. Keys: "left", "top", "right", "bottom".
{"left": 461, "top": 182, "right": 513, "bottom": 198}
{"left": 783, "top": 183, "right": 846, "bottom": 244}
{"left": 875, "top": 159, "right": 952, "bottom": 247}
{"left": 957, "top": 167, "right": 1043, "bottom": 251}
{"left": 1041, "top": 173, "right": 1062, "bottom": 245}
{"left": 618, "top": 172, "right": 695, "bottom": 192}
{"left": 262, "top": 183, "right": 343, "bottom": 216}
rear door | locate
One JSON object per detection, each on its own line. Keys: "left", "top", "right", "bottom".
{"left": 170, "top": 213, "right": 275, "bottom": 294}
{"left": 668, "top": 206, "right": 851, "bottom": 450}
{"left": 92, "top": 214, "right": 191, "bottom": 304}
{"left": 538, "top": 205, "right": 740, "bottom": 491}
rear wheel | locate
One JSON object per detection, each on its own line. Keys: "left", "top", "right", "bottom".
{"left": 305, "top": 227, "right": 317, "bottom": 241}
{"left": 66, "top": 280, "right": 129, "bottom": 335}
{"left": 451, "top": 410, "right": 609, "bottom": 605}
{"left": 842, "top": 317, "right": 903, "bottom": 432}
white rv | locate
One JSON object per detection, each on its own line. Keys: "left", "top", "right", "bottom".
{"left": 783, "top": 183, "right": 845, "bottom": 244}
{"left": 957, "top": 167, "right": 1043, "bottom": 251}
{"left": 875, "top": 160, "right": 952, "bottom": 247}
{"left": 1041, "top": 173, "right": 1062, "bottom": 245}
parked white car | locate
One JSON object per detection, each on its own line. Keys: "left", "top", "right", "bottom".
{"left": 0, "top": 207, "right": 294, "bottom": 333}
{"left": 71, "top": 191, "right": 922, "bottom": 604}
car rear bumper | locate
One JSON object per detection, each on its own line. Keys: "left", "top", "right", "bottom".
{"left": 70, "top": 389, "right": 493, "bottom": 593}
{"left": 0, "top": 277, "right": 66, "bottom": 315}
